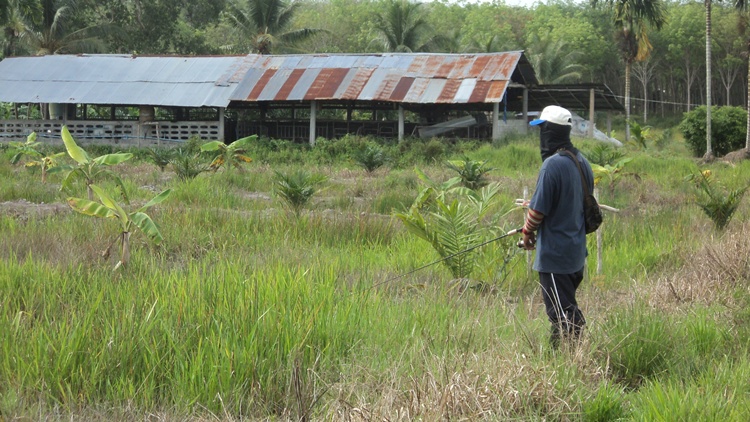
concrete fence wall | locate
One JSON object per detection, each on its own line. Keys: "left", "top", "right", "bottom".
{"left": 0, "top": 119, "right": 222, "bottom": 146}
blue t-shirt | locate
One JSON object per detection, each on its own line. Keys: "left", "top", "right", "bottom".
{"left": 529, "top": 151, "right": 594, "bottom": 274}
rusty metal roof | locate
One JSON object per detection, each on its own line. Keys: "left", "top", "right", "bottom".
{"left": 0, "top": 54, "right": 245, "bottom": 107}
{"left": 0, "top": 52, "right": 538, "bottom": 108}
{"left": 228, "top": 52, "right": 535, "bottom": 105}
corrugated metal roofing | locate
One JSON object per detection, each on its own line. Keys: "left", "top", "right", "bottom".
{"left": 0, "top": 52, "right": 539, "bottom": 107}
{"left": 229, "top": 52, "right": 528, "bottom": 104}
{"left": 0, "top": 54, "right": 245, "bottom": 107}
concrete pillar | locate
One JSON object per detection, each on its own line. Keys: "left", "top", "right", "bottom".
{"left": 398, "top": 105, "right": 404, "bottom": 140}
{"left": 218, "top": 107, "right": 225, "bottom": 141}
{"left": 309, "top": 101, "right": 317, "bottom": 146}
{"left": 492, "top": 102, "right": 500, "bottom": 141}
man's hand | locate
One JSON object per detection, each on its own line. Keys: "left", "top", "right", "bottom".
{"left": 521, "top": 231, "right": 536, "bottom": 250}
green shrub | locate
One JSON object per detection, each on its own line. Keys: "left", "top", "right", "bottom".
{"left": 679, "top": 106, "right": 747, "bottom": 157}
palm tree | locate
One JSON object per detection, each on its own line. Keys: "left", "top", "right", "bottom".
{"left": 1, "top": 0, "right": 38, "bottom": 57}
{"left": 24, "top": 0, "right": 110, "bottom": 55}
{"left": 525, "top": 33, "right": 584, "bottom": 84}
{"left": 372, "top": 0, "right": 437, "bottom": 52}
{"left": 592, "top": 0, "right": 666, "bottom": 143}
{"left": 226, "top": 0, "right": 325, "bottom": 54}
{"left": 734, "top": 0, "right": 750, "bottom": 150}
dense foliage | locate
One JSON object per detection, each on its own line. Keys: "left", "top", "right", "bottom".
{"left": 679, "top": 106, "right": 748, "bottom": 156}
{"left": 0, "top": 0, "right": 747, "bottom": 118}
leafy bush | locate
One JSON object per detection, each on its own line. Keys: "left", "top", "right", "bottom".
{"left": 679, "top": 106, "right": 747, "bottom": 157}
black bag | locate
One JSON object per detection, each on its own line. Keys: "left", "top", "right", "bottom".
{"left": 560, "top": 150, "right": 602, "bottom": 234}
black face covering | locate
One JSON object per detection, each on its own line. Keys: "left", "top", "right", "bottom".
{"left": 539, "top": 121, "right": 577, "bottom": 161}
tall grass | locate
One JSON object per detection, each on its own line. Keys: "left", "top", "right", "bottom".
{"left": 2, "top": 135, "right": 750, "bottom": 419}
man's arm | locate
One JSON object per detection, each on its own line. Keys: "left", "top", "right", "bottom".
{"left": 521, "top": 208, "right": 544, "bottom": 250}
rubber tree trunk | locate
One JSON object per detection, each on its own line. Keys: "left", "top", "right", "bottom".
{"left": 704, "top": 0, "right": 714, "bottom": 161}
{"left": 625, "top": 61, "right": 631, "bottom": 143}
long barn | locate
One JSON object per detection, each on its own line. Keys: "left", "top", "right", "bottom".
{"left": 0, "top": 53, "right": 622, "bottom": 145}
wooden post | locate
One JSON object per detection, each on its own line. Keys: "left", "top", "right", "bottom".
{"left": 595, "top": 187, "right": 603, "bottom": 275}
{"left": 522, "top": 88, "right": 529, "bottom": 135}
{"left": 588, "top": 88, "right": 595, "bottom": 138}
{"left": 524, "top": 186, "right": 532, "bottom": 277}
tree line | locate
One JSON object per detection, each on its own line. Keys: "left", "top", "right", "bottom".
{"left": 0, "top": 0, "right": 747, "bottom": 122}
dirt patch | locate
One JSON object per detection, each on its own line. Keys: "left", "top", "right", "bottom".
{"left": 0, "top": 199, "right": 70, "bottom": 220}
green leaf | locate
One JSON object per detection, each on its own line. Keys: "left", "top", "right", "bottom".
{"left": 67, "top": 197, "right": 116, "bottom": 219}
{"left": 200, "top": 141, "right": 224, "bottom": 152}
{"left": 61, "top": 126, "right": 91, "bottom": 165}
{"left": 130, "top": 212, "right": 164, "bottom": 244}
{"left": 90, "top": 185, "right": 129, "bottom": 223}
{"left": 10, "top": 153, "right": 22, "bottom": 164}
{"left": 138, "top": 189, "right": 172, "bottom": 212}
{"left": 93, "top": 153, "right": 133, "bottom": 166}
{"left": 61, "top": 167, "right": 85, "bottom": 191}
{"left": 230, "top": 135, "right": 258, "bottom": 150}
{"left": 26, "top": 132, "right": 37, "bottom": 143}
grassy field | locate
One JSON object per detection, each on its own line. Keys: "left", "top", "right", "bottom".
{"left": 1, "top": 133, "right": 749, "bottom": 421}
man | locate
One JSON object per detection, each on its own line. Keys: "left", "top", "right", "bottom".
{"left": 520, "top": 105, "right": 594, "bottom": 348}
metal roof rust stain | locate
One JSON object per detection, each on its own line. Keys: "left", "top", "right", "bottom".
{"left": 340, "top": 68, "right": 375, "bottom": 100}
{"left": 436, "top": 79, "right": 462, "bottom": 103}
{"left": 389, "top": 77, "right": 415, "bottom": 102}
{"left": 304, "top": 68, "right": 349, "bottom": 100}
{"left": 274, "top": 68, "right": 305, "bottom": 101}
{"left": 468, "top": 80, "right": 492, "bottom": 103}
{"left": 228, "top": 53, "right": 527, "bottom": 104}
{"left": 246, "top": 68, "right": 277, "bottom": 101}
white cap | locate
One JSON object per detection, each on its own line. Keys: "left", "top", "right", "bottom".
{"left": 529, "top": 105, "right": 572, "bottom": 126}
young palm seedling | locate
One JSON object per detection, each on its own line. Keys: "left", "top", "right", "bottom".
{"left": 67, "top": 185, "right": 171, "bottom": 270}
{"left": 353, "top": 144, "right": 387, "bottom": 173}
{"left": 200, "top": 135, "right": 256, "bottom": 172}
{"left": 60, "top": 126, "right": 133, "bottom": 200}
{"left": 687, "top": 170, "right": 749, "bottom": 231}
{"left": 273, "top": 170, "right": 327, "bottom": 216}
{"left": 395, "top": 167, "right": 514, "bottom": 280}
{"left": 445, "top": 156, "right": 495, "bottom": 190}
{"left": 9, "top": 132, "right": 67, "bottom": 183}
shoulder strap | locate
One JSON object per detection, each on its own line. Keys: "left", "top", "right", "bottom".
{"left": 559, "top": 149, "right": 590, "bottom": 197}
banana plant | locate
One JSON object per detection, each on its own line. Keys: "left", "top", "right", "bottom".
{"left": 9, "top": 132, "right": 67, "bottom": 183}
{"left": 67, "top": 185, "right": 171, "bottom": 270}
{"left": 200, "top": 135, "right": 256, "bottom": 172}
{"left": 60, "top": 126, "right": 133, "bottom": 200}
{"left": 590, "top": 157, "right": 638, "bottom": 199}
